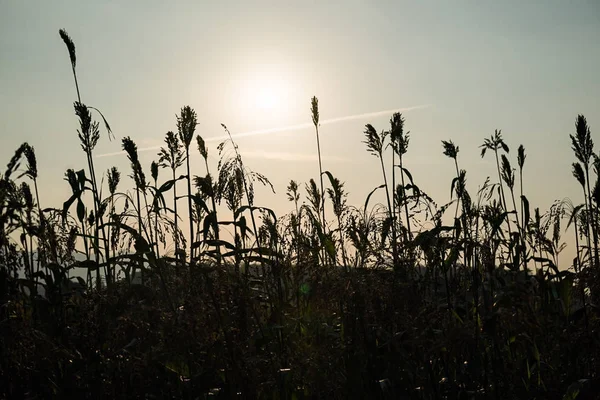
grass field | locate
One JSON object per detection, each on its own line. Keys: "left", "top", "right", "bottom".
{"left": 1, "top": 29, "right": 600, "bottom": 400}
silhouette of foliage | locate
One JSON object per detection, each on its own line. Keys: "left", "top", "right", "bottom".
{"left": 3, "top": 29, "right": 600, "bottom": 400}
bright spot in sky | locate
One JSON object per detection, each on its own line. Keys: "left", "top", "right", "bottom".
{"left": 256, "top": 87, "right": 278, "bottom": 110}
{"left": 234, "top": 59, "right": 297, "bottom": 126}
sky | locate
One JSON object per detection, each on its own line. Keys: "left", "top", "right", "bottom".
{"left": 1, "top": 0, "right": 599, "bottom": 265}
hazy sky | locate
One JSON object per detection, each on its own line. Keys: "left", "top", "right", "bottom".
{"left": 1, "top": 1, "right": 599, "bottom": 264}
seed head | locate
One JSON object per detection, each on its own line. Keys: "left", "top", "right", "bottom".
{"left": 59, "top": 29, "right": 76, "bottom": 68}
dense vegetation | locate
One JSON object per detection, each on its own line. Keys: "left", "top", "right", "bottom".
{"left": 1, "top": 30, "right": 600, "bottom": 400}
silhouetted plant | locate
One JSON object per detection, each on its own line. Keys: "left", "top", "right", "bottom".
{"left": 177, "top": 106, "right": 198, "bottom": 263}
{"left": 194, "top": 134, "right": 222, "bottom": 265}
{"left": 570, "top": 115, "right": 599, "bottom": 272}
{"left": 158, "top": 131, "right": 184, "bottom": 260}
{"left": 390, "top": 112, "right": 412, "bottom": 244}
{"left": 4, "top": 31, "right": 600, "bottom": 400}
{"left": 363, "top": 124, "right": 395, "bottom": 268}
{"left": 122, "top": 136, "right": 148, "bottom": 282}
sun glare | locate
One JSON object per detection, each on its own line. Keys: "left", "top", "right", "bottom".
{"left": 235, "top": 61, "right": 296, "bottom": 125}
{"left": 256, "top": 87, "right": 278, "bottom": 110}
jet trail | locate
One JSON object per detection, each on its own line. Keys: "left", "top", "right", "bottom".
{"left": 96, "top": 104, "right": 430, "bottom": 158}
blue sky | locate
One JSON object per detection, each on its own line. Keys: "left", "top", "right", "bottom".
{"left": 1, "top": 0, "right": 599, "bottom": 263}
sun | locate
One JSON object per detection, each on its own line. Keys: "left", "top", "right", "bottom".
{"left": 256, "top": 87, "right": 278, "bottom": 110}
{"left": 234, "top": 61, "right": 297, "bottom": 125}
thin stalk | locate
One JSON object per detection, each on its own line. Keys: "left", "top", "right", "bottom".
{"left": 222, "top": 126, "right": 264, "bottom": 272}
{"left": 391, "top": 148, "right": 399, "bottom": 257}
{"left": 153, "top": 178, "right": 160, "bottom": 259}
{"left": 311, "top": 97, "right": 327, "bottom": 267}
{"left": 314, "top": 123, "right": 326, "bottom": 236}
{"left": 509, "top": 187, "right": 523, "bottom": 267}
{"left": 519, "top": 167, "right": 529, "bottom": 274}
{"left": 398, "top": 155, "right": 412, "bottom": 240}
{"left": 584, "top": 166, "right": 600, "bottom": 270}
{"left": 336, "top": 213, "right": 348, "bottom": 271}
{"left": 109, "top": 194, "right": 116, "bottom": 282}
{"left": 204, "top": 158, "right": 221, "bottom": 266}
{"left": 573, "top": 218, "right": 588, "bottom": 329}
{"left": 172, "top": 168, "right": 179, "bottom": 263}
{"left": 135, "top": 188, "right": 143, "bottom": 284}
{"left": 581, "top": 189, "right": 592, "bottom": 263}
{"left": 185, "top": 150, "right": 194, "bottom": 264}
{"left": 493, "top": 149, "right": 514, "bottom": 266}
{"left": 379, "top": 156, "right": 395, "bottom": 254}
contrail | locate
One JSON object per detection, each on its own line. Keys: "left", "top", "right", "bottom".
{"left": 96, "top": 104, "right": 431, "bottom": 158}
{"left": 240, "top": 150, "right": 349, "bottom": 163}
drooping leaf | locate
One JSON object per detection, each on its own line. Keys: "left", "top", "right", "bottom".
{"left": 521, "top": 195, "right": 531, "bottom": 228}
{"left": 76, "top": 199, "right": 85, "bottom": 222}
{"left": 364, "top": 184, "right": 386, "bottom": 213}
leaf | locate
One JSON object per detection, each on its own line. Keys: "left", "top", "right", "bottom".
{"left": 164, "top": 358, "right": 190, "bottom": 379}
{"left": 189, "top": 193, "right": 210, "bottom": 214}
{"left": 88, "top": 106, "right": 113, "bottom": 139}
{"left": 414, "top": 226, "right": 453, "bottom": 250}
{"left": 100, "top": 221, "right": 150, "bottom": 254}
{"left": 444, "top": 248, "right": 459, "bottom": 272}
{"left": 235, "top": 205, "right": 276, "bottom": 222}
{"left": 532, "top": 341, "right": 540, "bottom": 361}
{"left": 76, "top": 169, "right": 87, "bottom": 188}
{"left": 202, "top": 211, "right": 218, "bottom": 241}
{"left": 222, "top": 247, "right": 283, "bottom": 259}
{"left": 381, "top": 216, "right": 393, "bottom": 247}
{"left": 529, "top": 256, "right": 559, "bottom": 275}
{"left": 451, "top": 176, "right": 459, "bottom": 199}
{"left": 364, "top": 185, "right": 386, "bottom": 213}
{"left": 521, "top": 195, "right": 531, "bottom": 228}
{"left": 76, "top": 199, "right": 85, "bottom": 222}
{"left": 73, "top": 259, "right": 101, "bottom": 271}
{"left": 401, "top": 167, "right": 414, "bottom": 185}
{"left": 62, "top": 194, "right": 78, "bottom": 223}
{"left": 566, "top": 203, "right": 584, "bottom": 230}
{"left": 322, "top": 170, "right": 336, "bottom": 188}
{"left": 157, "top": 179, "right": 176, "bottom": 193}
{"left": 451, "top": 309, "right": 463, "bottom": 324}
{"left": 194, "top": 239, "right": 236, "bottom": 251}
{"left": 324, "top": 235, "right": 336, "bottom": 261}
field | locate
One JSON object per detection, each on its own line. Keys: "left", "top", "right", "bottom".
{"left": 1, "top": 29, "right": 600, "bottom": 400}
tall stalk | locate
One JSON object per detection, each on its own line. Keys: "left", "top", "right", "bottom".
{"left": 500, "top": 154, "right": 524, "bottom": 270}
{"left": 122, "top": 137, "right": 147, "bottom": 282}
{"left": 59, "top": 29, "right": 112, "bottom": 287}
{"left": 107, "top": 167, "right": 120, "bottom": 281}
{"left": 517, "top": 145, "right": 529, "bottom": 273}
{"left": 150, "top": 162, "right": 160, "bottom": 258}
{"left": 442, "top": 140, "right": 461, "bottom": 281}
{"left": 22, "top": 145, "right": 45, "bottom": 274}
{"left": 311, "top": 97, "right": 326, "bottom": 240}
{"left": 19, "top": 183, "right": 34, "bottom": 279}
{"left": 220, "top": 125, "right": 268, "bottom": 257}
{"left": 388, "top": 114, "right": 404, "bottom": 265}
{"left": 286, "top": 180, "right": 302, "bottom": 305}
{"left": 326, "top": 176, "right": 349, "bottom": 269}
{"left": 196, "top": 135, "right": 221, "bottom": 265}
{"left": 481, "top": 130, "right": 514, "bottom": 265}
{"left": 570, "top": 115, "right": 599, "bottom": 271}
{"left": 177, "top": 106, "right": 198, "bottom": 264}
{"left": 363, "top": 124, "right": 396, "bottom": 267}
{"left": 572, "top": 163, "right": 592, "bottom": 264}
{"left": 565, "top": 200, "right": 589, "bottom": 329}
{"left": 392, "top": 113, "right": 412, "bottom": 243}
{"left": 158, "top": 131, "right": 184, "bottom": 262}
{"left": 442, "top": 140, "right": 461, "bottom": 221}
